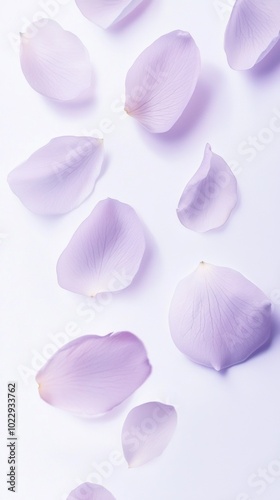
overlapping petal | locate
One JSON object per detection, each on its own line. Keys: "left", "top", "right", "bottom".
{"left": 125, "top": 30, "right": 201, "bottom": 133}
{"left": 67, "top": 483, "right": 116, "bottom": 500}
{"left": 169, "top": 262, "right": 272, "bottom": 371}
{"left": 177, "top": 144, "right": 237, "bottom": 232}
{"left": 122, "top": 402, "right": 177, "bottom": 467}
{"left": 20, "top": 20, "right": 92, "bottom": 100}
{"left": 224, "top": 0, "right": 280, "bottom": 70}
{"left": 36, "top": 332, "right": 152, "bottom": 417}
{"left": 75, "top": 0, "right": 143, "bottom": 29}
{"left": 56, "top": 198, "right": 146, "bottom": 297}
{"left": 7, "top": 136, "right": 104, "bottom": 215}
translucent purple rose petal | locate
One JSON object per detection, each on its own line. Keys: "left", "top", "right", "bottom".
{"left": 125, "top": 30, "right": 201, "bottom": 133}
{"left": 225, "top": 0, "right": 280, "bottom": 70}
{"left": 122, "top": 402, "right": 177, "bottom": 467}
{"left": 7, "top": 136, "right": 104, "bottom": 215}
{"left": 75, "top": 0, "right": 143, "bottom": 29}
{"left": 67, "top": 483, "right": 116, "bottom": 500}
{"left": 169, "top": 262, "right": 272, "bottom": 371}
{"left": 177, "top": 144, "right": 237, "bottom": 232}
{"left": 20, "top": 19, "right": 92, "bottom": 100}
{"left": 56, "top": 198, "right": 146, "bottom": 297}
{"left": 36, "top": 332, "right": 152, "bottom": 417}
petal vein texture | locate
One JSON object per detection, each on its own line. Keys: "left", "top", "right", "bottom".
{"left": 36, "top": 332, "right": 152, "bottom": 417}
{"left": 56, "top": 198, "right": 146, "bottom": 297}
{"left": 125, "top": 30, "right": 201, "bottom": 133}
{"left": 169, "top": 262, "right": 272, "bottom": 370}
{"left": 20, "top": 20, "right": 92, "bottom": 100}
{"left": 225, "top": 0, "right": 280, "bottom": 70}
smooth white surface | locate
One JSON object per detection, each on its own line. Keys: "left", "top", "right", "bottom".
{"left": 1, "top": 1, "right": 280, "bottom": 499}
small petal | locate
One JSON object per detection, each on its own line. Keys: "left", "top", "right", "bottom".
{"left": 122, "top": 402, "right": 177, "bottom": 467}
{"left": 36, "top": 332, "right": 152, "bottom": 417}
{"left": 7, "top": 136, "right": 104, "bottom": 215}
{"left": 177, "top": 144, "right": 237, "bottom": 232}
{"left": 56, "top": 198, "right": 146, "bottom": 297}
{"left": 75, "top": 0, "right": 143, "bottom": 29}
{"left": 224, "top": 0, "right": 280, "bottom": 70}
{"left": 169, "top": 262, "right": 272, "bottom": 371}
{"left": 20, "top": 20, "right": 92, "bottom": 100}
{"left": 125, "top": 30, "right": 201, "bottom": 133}
{"left": 67, "top": 483, "right": 116, "bottom": 500}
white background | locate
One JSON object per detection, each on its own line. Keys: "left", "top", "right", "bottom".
{"left": 1, "top": 0, "right": 280, "bottom": 499}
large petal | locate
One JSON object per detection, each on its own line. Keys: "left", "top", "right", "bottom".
{"left": 122, "top": 402, "right": 177, "bottom": 467}
{"left": 7, "top": 137, "right": 104, "bottom": 215}
{"left": 75, "top": 0, "right": 143, "bottom": 29}
{"left": 125, "top": 30, "right": 201, "bottom": 133}
{"left": 56, "top": 198, "right": 146, "bottom": 297}
{"left": 20, "top": 20, "right": 92, "bottom": 100}
{"left": 67, "top": 483, "right": 115, "bottom": 500}
{"left": 169, "top": 262, "right": 272, "bottom": 371}
{"left": 177, "top": 144, "right": 237, "bottom": 232}
{"left": 36, "top": 332, "right": 152, "bottom": 417}
{"left": 224, "top": 0, "right": 280, "bottom": 70}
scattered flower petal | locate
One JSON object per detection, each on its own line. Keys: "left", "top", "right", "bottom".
{"left": 56, "top": 198, "right": 146, "bottom": 297}
{"left": 67, "top": 483, "right": 116, "bottom": 500}
{"left": 36, "top": 332, "right": 152, "bottom": 417}
{"left": 20, "top": 19, "right": 92, "bottom": 100}
{"left": 177, "top": 144, "right": 237, "bottom": 232}
{"left": 7, "top": 136, "right": 104, "bottom": 215}
{"left": 169, "top": 262, "right": 272, "bottom": 371}
{"left": 125, "top": 30, "right": 201, "bottom": 133}
{"left": 122, "top": 402, "right": 177, "bottom": 467}
{"left": 75, "top": 0, "right": 143, "bottom": 29}
{"left": 224, "top": 0, "right": 280, "bottom": 70}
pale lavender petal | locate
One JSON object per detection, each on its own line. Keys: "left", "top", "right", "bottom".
{"left": 75, "top": 0, "right": 143, "bottom": 29}
{"left": 56, "top": 198, "right": 145, "bottom": 297}
{"left": 177, "top": 144, "right": 237, "bottom": 232}
{"left": 169, "top": 262, "right": 272, "bottom": 371}
{"left": 7, "top": 137, "right": 104, "bottom": 215}
{"left": 20, "top": 20, "right": 92, "bottom": 100}
{"left": 225, "top": 0, "right": 280, "bottom": 70}
{"left": 122, "top": 402, "right": 177, "bottom": 467}
{"left": 36, "top": 332, "right": 152, "bottom": 417}
{"left": 67, "top": 483, "right": 115, "bottom": 500}
{"left": 125, "top": 30, "right": 201, "bottom": 133}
